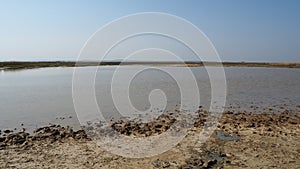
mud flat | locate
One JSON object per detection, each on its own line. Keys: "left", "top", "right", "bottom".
{"left": 0, "top": 110, "right": 299, "bottom": 168}
{"left": 1, "top": 61, "right": 300, "bottom": 70}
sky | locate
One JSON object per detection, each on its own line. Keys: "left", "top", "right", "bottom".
{"left": 0, "top": 0, "right": 299, "bottom": 62}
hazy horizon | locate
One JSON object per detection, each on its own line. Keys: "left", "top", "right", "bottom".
{"left": 1, "top": 59, "right": 299, "bottom": 63}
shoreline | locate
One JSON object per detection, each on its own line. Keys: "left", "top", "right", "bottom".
{"left": 1, "top": 110, "right": 299, "bottom": 168}
{"left": 1, "top": 61, "right": 300, "bottom": 70}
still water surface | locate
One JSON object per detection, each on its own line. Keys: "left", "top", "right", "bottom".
{"left": 0, "top": 66, "right": 299, "bottom": 131}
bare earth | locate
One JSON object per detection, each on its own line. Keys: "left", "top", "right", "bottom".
{"left": 0, "top": 110, "right": 299, "bottom": 169}
{"left": 1, "top": 61, "right": 300, "bottom": 71}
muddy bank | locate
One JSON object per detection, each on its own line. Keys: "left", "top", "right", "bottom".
{"left": 0, "top": 125, "right": 89, "bottom": 149}
{"left": 0, "top": 110, "right": 299, "bottom": 168}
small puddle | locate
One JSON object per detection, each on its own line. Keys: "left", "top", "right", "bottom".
{"left": 216, "top": 130, "right": 240, "bottom": 141}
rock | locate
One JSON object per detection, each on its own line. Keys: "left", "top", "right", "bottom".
{"left": 0, "top": 137, "right": 5, "bottom": 142}
{"left": 203, "top": 159, "right": 217, "bottom": 168}
{"left": 152, "top": 159, "right": 162, "bottom": 168}
{"left": 32, "top": 125, "right": 88, "bottom": 141}
{"left": 3, "top": 132, "right": 29, "bottom": 145}
{"left": 3, "top": 130, "right": 12, "bottom": 134}
{"left": 111, "top": 113, "right": 176, "bottom": 137}
{"left": 152, "top": 159, "right": 171, "bottom": 168}
{"left": 289, "top": 120, "right": 298, "bottom": 125}
{"left": 179, "top": 149, "right": 225, "bottom": 169}
{"left": 162, "top": 161, "right": 171, "bottom": 168}
{"left": 225, "top": 153, "right": 232, "bottom": 157}
{"left": 74, "top": 130, "right": 88, "bottom": 140}
{"left": 0, "top": 143, "right": 7, "bottom": 149}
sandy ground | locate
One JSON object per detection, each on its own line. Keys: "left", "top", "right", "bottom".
{"left": 0, "top": 110, "right": 299, "bottom": 169}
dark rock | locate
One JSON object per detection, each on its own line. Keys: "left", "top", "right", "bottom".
{"left": 74, "top": 130, "right": 88, "bottom": 140}
{"left": 0, "top": 143, "right": 7, "bottom": 149}
{"left": 33, "top": 125, "right": 88, "bottom": 141}
{"left": 4, "top": 132, "right": 29, "bottom": 145}
{"left": 3, "top": 130, "right": 12, "bottom": 134}
{"left": 162, "top": 161, "right": 170, "bottom": 168}
{"left": 152, "top": 159, "right": 170, "bottom": 168}
{"left": 152, "top": 159, "right": 162, "bottom": 168}
{"left": 203, "top": 159, "right": 217, "bottom": 168}
{"left": 179, "top": 150, "right": 225, "bottom": 169}
{"left": 155, "top": 124, "right": 163, "bottom": 129}
{"left": 111, "top": 113, "right": 176, "bottom": 137}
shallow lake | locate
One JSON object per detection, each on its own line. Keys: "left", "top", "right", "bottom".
{"left": 0, "top": 66, "right": 299, "bottom": 131}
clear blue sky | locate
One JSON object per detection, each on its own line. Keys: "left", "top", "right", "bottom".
{"left": 0, "top": 0, "right": 299, "bottom": 62}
